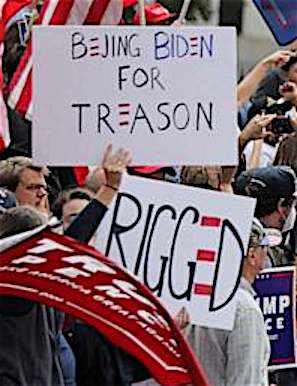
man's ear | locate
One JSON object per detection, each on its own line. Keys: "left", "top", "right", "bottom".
{"left": 246, "top": 248, "right": 256, "bottom": 267}
{"left": 278, "top": 197, "right": 285, "bottom": 208}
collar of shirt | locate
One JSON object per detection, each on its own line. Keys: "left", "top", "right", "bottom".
{"left": 240, "top": 276, "right": 257, "bottom": 297}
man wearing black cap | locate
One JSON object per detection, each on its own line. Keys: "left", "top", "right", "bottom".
{"left": 234, "top": 166, "right": 297, "bottom": 261}
{"left": 234, "top": 166, "right": 297, "bottom": 386}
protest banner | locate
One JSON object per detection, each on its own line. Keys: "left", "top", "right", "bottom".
{"left": 252, "top": 0, "right": 297, "bottom": 46}
{"left": 253, "top": 267, "right": 297, "bottom": 370}
{"left": 94, "top": 175, "right": 256, "bottom": 330}
{"left": 32, "top": 25, "right": 237, "bottom": 165}
{"left": 0, "top": 226, "right": 208, "bottom": 386}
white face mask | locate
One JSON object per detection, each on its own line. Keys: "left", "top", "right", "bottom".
{"left": 282, "top": 205, "right": 296, "bottom": 233}
{"left": 263, "top": 255, "right": 272, "bottom": 269}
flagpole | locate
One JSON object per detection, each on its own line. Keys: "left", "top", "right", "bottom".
{"left": 175, "top": 0, "right": 191, "bottom": 24}
{"left": 138, "top": 0, "right": 146, "bottom": 25}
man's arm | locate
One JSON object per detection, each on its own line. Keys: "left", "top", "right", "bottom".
{"left": 65, "top": 145, "right": 131, "bottom": 244}
{"left": 237, "top": 51, "right": 293, "bottom": 109}
{"left": 0, "top": 297, "right": 34, "bottom": 316}
{"left": 64, "top": 198, "right": 108, "bottom": 244}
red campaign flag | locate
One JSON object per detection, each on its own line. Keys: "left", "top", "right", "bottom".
{"left": 7, "top": 0, "right": 123, "bottom": 120}
{"left": 0, "top": 227, "right": 209, "bottom": 386}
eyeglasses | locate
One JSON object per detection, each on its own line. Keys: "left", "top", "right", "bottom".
{"left": 18, "top": 181, "right": 48, "bottom": 193}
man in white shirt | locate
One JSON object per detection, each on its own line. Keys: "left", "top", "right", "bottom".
{"left": 187, "top": 218, "right": 282, "bottom": 386}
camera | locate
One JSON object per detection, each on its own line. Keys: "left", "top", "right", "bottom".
{"left": 263, "top": 99, "right": 294, "bottom": 137}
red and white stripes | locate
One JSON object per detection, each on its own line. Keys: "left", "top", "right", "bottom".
{"left": 7, "top": 0, "right": 123, "bottom": 120}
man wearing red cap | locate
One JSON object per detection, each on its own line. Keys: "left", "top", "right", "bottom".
{"left": 133, "top": 3, "right": 178, "bottom": 25}
{"left": 127, "top": 165, "right": 177, "bottom": 181}
{"left": 121, "top": 1, "right": 178, "bottom": 25}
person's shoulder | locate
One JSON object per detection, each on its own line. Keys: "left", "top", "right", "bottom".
{"left": 236, "top": 288, "right": 260, "bottom": 313}
{"left": 235, "top": 288, "right": 263, "bottom": 323}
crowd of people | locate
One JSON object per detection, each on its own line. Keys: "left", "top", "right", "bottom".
{"left": 1, "top": 0, "right": 297, "bottom": 385}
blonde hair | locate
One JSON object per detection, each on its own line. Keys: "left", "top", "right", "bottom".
{"left": 0, "top": 156, "right": 49, "bottom": 192}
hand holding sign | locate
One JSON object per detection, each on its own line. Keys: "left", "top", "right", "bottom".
{"left": 174, "top": 307, "right": 190, "bottom": 331}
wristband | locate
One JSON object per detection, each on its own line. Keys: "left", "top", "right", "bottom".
{"left": 104, "top": 184, "right": 118, "bottom": 191}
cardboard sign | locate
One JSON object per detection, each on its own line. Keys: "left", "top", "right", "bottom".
{"left": 253, "top": 267, "right": 297, "bottom": 370}
{"left": 252, "top": 0, "right": 297, "bottom": 45}
{"left": 0, "top": 228, "right": 208, "bottom": 386}
{"left": 32, "top": 25, "right": 237, "bottom": 165}
{"left": 94, "top": 175, "right": 256, "bottom": 330}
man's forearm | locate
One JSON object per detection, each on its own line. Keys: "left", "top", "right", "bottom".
{"left": 64, "top": 199, "right": 108, "bottom": 244}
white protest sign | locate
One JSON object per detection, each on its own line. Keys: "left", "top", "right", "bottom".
{"left": 94, "top": 175, "right": 256, "bottom": 330}
{"left": 33, "top": 26, "right": 237, "bottom": 165}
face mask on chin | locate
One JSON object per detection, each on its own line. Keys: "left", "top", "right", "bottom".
{"left": 263, "top": 254, "right": 272, "bottom": 269}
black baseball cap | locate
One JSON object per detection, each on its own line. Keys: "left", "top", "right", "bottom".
{"left": 234, "top": 166, "right": 297, "bottom": 199}
{"left": 0, "top": 188, "right": 17, "bottom": 212}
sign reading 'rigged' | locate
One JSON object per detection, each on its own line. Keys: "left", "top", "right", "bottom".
{"left": 95, "top": 175, "right": 256, "bottom": 330}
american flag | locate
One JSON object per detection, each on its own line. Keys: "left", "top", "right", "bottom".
{"left": 1, "top": 0, "right": 31, "bottom": 26}
{"left": 0, "top": 0, "right": 34, "bottom": 150}
{"left": 7, "top": 0, "right": 123, "bottom": 120}
{"left": 0, "top": 40, "right": 10, "bottom": 150}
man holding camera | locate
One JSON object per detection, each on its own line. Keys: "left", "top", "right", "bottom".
{"left": 237, "top": 51, "right": 297, "bottom": 169}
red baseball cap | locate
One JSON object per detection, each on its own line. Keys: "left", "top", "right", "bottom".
{"left": 128, "top": 165, "right": 176, "bottom": 176}
{"left": 123, "top": 0, "right": 138, "bottom": 8}
{"left": 133, "top": 3, "right": 177, "bottom": 25}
